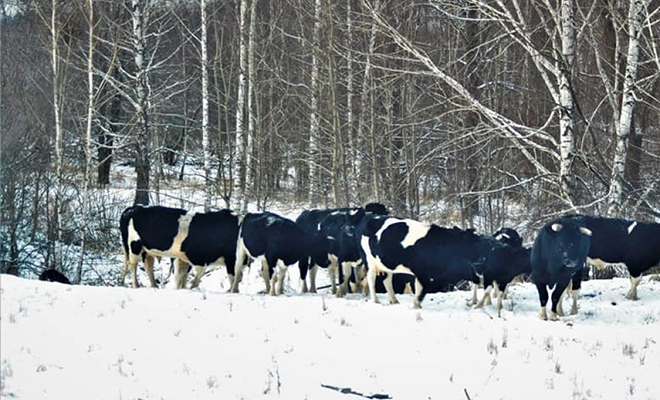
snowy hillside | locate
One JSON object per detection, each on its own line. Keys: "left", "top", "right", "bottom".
{"left": 2, "top": 273, "right": 659, "bottom": 400}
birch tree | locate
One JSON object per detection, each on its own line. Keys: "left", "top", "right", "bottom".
{"left": 76, "top": 0, "right": 95, "bottom": 283}
{"left": 308, "top": 0, "right": 322, "bottom": 207}
{"left": 132, "top": 0, "right": 151, "bottom": 205}
{"left": 234, "top": 0, "right": 248, "bottom": 208}
{"left": 607, "top": 0, "right": 649, "bottom": 217}
{"left": 49, "top": 0, "right": 64, "bottom": 268}
{"left": 201, "top": 0, "right": 211, "bottom": 211}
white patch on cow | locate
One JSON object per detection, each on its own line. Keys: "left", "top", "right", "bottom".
{"left": 551, "top": 223, "right": 563, "bottom": 232}
{"left": 349, "top": 209, "right": 359, "bottom": 216}
{"left": 392, "top": 265, "right": 414, "bottom": 275}
{"left": 580, "top": 227, "right": 592, "bottom": 236}
{"left": 265, "top": 215, "right": 280, "bottom": 226}
{"left": 401, "top": 221, "right": 431, "bottom": 248}
{"left": 375, "top": 218, "right": 429, "bottom": 248}
{"left": 627, "top": 221, "right": 638, "bottom": 234}
{"left": 494, "top": 233, "right": 510, "bottom": 241}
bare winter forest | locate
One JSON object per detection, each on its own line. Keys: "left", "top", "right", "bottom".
{"left": 1, "top": 0, "right": 659, "bottom": 282}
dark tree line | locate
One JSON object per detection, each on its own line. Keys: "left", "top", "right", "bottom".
{"left": 1, "top": 0, "right": 659, "bottom": 280}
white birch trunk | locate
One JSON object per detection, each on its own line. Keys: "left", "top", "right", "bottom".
{"left": 76, "top": 0, "right": 94, "bottom": 283}
{"left": 244, "top": 0, "right": 257, "bottom": 212}
{"left": 51, "top": 0, "right": 63, "bottom": 269}
{"left": 608, "top": 0, "right": 647, "bottom": 217}
{"left": 357, "top": 0, "right": 379, "bottom": 201}
{"left": 558, "top": 0, "right": 576, "bottom": 205}
{"left": 234, "top": 0, "right": 248, "bottom": 208}
{"left": 308, "top": 0, "right": 321, "bottom": 207}
{"left": 201, "top": 0, "right": 212, "bottom": 211}
{"left": 132, "top": 0, "right": 151, "bottom": 205}
{"left": 346, "top": 0, "right": 356, "bottom": 198}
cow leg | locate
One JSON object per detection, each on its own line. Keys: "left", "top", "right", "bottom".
{"left": 144, "top": 255, "right": 158, "bottom": 288}
{"left": 126, "top": 253, "right": 140, "bottom": 288}
{"left": 337, "top": 262, "right": 352, "bottom": 298}
{"left": 413, "top": 278, "right": 425, "bottom": 309}
{"left": 309, "top": 264, "right": 319, "bottom": 293}
{"left": 476, "top": 285, "right": 492, "bottom": 309}
{"left": 261, "top": 259, "right": 271, "bottom": 294}
{"left": 230, "top": 240, "right": 248, "bottom": 293}
{"left": 383, "top": 272, "right": 399, "bottom": 305}
{"left": 353, "top": 263, "right": 365, "bottom": 294}
{"left": 496, "top": 287, "right": 504, "bottom": 318}
{"left": 470, "top": 282, "right": 479, "bottom": 306}
{"left": 366, "top": 267, "right": 379, "bottom": 304}
{"left": 174, "top": 258, "right": 189, "bottom": 289}
{"left": 626, "top": 275, "right": 643, "bottom": 300}
{"left": 190, "top": 266, "right": 206, "bottom": 289}
{"left": 119, "top": 250, "right": 130, "bottom": 286}
{"left": 535, "top": 283, "right": 549, "bottom": 320}
{"left": 298, "top": 257, "right": 309, "bottom": 293}
{"left": 276, "top": 261, "right": 287, "bottom": 295}
{"left": 328, "top": 256, "right": 338, "bottom": 294}
{"left": 484, "top": 284, "right": 493, "bottom": 306}
{"left": 550, "top": 280, "right": 569, "bottom": 321}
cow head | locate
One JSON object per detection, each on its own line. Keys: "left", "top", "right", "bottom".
{"left": 547, "top": 220, "right": 592, "bottom": 269}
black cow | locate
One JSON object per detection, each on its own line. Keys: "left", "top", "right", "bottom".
{"left": 530, "top": 218, "right": 592, "bottom": 320}
{"left": 474, "top": 239, "right": 532, "bottom": 317}
{"left": 231, "top": 212, "right": 334, "bottom": 295}
{"left": 567, "top": 215, "right": 660, "bottom": 300}
{"left": 357, "top": 215, "right": 490, "bottom": 308}
{"left": 472, "top": 228, "right": 531, "bottom": 316}
{"left": 39, "top": 269, "right": 71, "bottom": 284}
{"left": 120, "top": 205, "right": 241, "bottom": 289}
{"left": 296, "top": 203, "right": 388, "bottom": 293}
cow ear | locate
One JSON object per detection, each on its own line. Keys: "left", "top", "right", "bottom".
{"left": 580, "top": 227, "right": 592, "bottom": 236}
{"left": 551, "top": 223, "right": 563, "bottom": 232}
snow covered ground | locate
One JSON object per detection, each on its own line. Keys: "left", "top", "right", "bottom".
{"left": 2, "top": 272, "right": 660, "bottom": 400}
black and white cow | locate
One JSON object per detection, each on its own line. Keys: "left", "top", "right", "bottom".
{"left": 530, "top": 218, "right": 592, "bottom": 320}
{"left": 357, "top": 215, "right": 490, "bottom": 308}
{"left": 39, "top": 269, "right": 71, "bottom": 284}
{"left": 472, "top": 228, "right": 531, "bottom": 316}
{"left": 120, "top": 205, "right": 241, "bottom": 289}
{"left": 231, "top": 212, "right": 334, "bottom": 295}
{"left": 296, "top": 203, "right": 388, "bottom": 293}
{"left": 567, "top": 215, "right": 660, "bottom": 300}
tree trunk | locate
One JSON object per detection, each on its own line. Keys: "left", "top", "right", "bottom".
{"left": 50, "top": 0, "right": 64, "bottom": 269}
{"left": 558, "top": 0, "right": 576, "bottom": 206}
{"left": 133, "top": 0, "right": 151, "bottom": 206}
{"left": 244, "top": 0, "right": 258, "bottom": 212}
{"left": 234, "top": 0, "right": 248, "bottom": 209}
{"left": 608, "top": 0, "right": 646, "bottom": 217}
{"left": 308, "top": 0, "right": 322, "bottom": 207}
{"left": 76, "top": 0, "right": 95, "bottom": 284}
{"left": 201, "top": 0, "right": 212, "bottom": 211}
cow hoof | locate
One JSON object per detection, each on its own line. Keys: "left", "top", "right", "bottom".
{"left": 389, "top": 299, "right": 399, "bottom": 305}
{"left": 549, "top": 312, "right": 558, "bottom": 321}
{"left": 474, "top": 303, "right": 484, "bottom": 309}
{"left": 570, "top": 307, "right": 578, "bottom": 315}
{"left": 413, "top": 302, "right": 422, "bottom": 309}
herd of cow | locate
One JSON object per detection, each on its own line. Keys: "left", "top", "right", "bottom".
{"left": 118, "top": 203, "right": 660, "bottom": 321}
